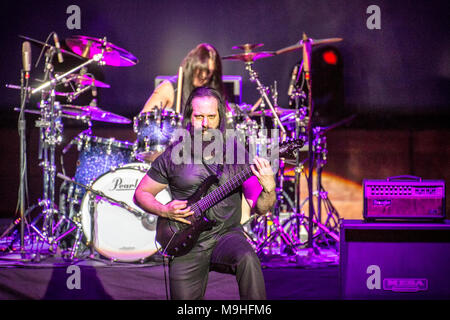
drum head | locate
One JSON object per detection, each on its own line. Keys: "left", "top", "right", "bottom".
{"left": 80, "top": 165, "right": 171, "bottom": 262}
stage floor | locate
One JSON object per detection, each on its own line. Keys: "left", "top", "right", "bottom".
{"left": 0, "top": 249, "right": 340, "bottom": 300}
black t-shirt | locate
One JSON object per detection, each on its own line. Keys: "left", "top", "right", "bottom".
{"left": 147, "top": 138, "right": 249, "bottom": 244}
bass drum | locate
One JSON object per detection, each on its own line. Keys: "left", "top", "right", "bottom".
{"left": 80, "top": 163, "right": 171, "bottom": 262}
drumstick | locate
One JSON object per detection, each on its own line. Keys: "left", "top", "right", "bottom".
{"left": 251, "top": 97, "right": 262, "bottom": 112}
{"left": 175, "top": 66, "right": 183, "bottom": 114}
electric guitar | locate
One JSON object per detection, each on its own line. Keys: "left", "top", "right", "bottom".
{"left": 155, "top": 139, "right": 304, "bottom": 257}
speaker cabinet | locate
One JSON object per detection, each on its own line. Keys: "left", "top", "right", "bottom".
{"left": 339, "top": 219, "right": 450, "bottom": 299}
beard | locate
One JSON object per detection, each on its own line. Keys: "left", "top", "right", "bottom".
{"left": 188, "top": 126, "right": 223, "bottom": 162}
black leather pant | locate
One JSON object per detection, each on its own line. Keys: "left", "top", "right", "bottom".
{"left": 168, "top": 227, "right": 266, "bottom": 300}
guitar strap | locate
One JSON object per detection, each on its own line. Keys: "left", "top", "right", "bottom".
{"left": 202, "top": 159, "right": 223, "bottom": 181}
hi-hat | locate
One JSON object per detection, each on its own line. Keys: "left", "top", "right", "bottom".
{"left": 275, "top": 37, "right": 343, "bottom": 55}
{"left": 232, "top": 43, "right": 264, "bottom": 52}
{"left": 65, "top": 35, "right": 138, "bottom": 67}
{"left": 67, "top": 74, "right": 110, "bottom": 88}
{"left": 61, "top": 105, "right": 131, "bottom": 124}
{"left": 222, "top": 51, "right": 275, "bottom": 62}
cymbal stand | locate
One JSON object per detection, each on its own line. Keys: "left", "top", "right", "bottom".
{"left": 244, "top": 67, "right": 298, "bottom": 258}
{"left": 290, "top": 87, "right": 308, "bottom": 247}
{"left": 245, "top": 62, "right": 286, "bottom": 136}
{"left": 16, "top": 59, "right": 31, "bottom": 259}
{"left": 311, "top": 127, "right": 340, "bottom": 244}
{"left": 29, "top": 46, "right": 65, "bottom": 258}
{"left": 300, "top": 33, "right": 317, "bottom": 252}
{"left": 293, "top": 117, "right": 358, "bottom": 248}
{"left": 29, "top": 46, "right": 105, "bottom": 260}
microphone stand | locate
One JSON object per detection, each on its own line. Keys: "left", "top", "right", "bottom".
{"left": 302, "top": 33, "right": 316, "bottom": 252}
{"left": 31, "top": 47, "right": 104, "bottom": 260}
{"left": 18, "top": 67, "right": 30, "bottom": 259}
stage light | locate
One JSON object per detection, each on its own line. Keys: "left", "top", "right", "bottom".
{"left": 322, "top": 50, "right": 338, "bottom": 65}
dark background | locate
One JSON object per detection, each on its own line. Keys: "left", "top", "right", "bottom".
{"left": 1, "top": 0, "right": 449, "bottom": 123}
{"left": 0, "top": 0, "right": 448, "bottom": 220}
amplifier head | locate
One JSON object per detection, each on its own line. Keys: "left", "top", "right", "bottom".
{"left": 363, "top": 178, "right": 445, "bottom": 221}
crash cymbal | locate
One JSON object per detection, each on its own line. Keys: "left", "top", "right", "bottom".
{"left": 65, "top": 35, "right": 138, "bottom": 67}
{"left": 61, "top": 105, "right": 131, "bottom": 124}
{"left": 67, "top": 74, "right": 110, "bottom": 88}
{"left": 18, "top": 35, "right": 83, "bottom": 60}
{"left": 275, "top": 37, "right": 343, "bottom": 55}
{"left": 222, "top": 51, "right": 275, "bottom": 62}
{"left": 232, "top": 43, "right": 264, "bottom": 52}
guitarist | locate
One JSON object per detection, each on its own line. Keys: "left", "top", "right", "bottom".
{"left": 134, "top": 87, "right": 276, "bottom": 300}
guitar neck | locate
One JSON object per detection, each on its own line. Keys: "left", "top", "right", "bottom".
{"left": 195, "top": 165, "right": 253, "bottom": 213}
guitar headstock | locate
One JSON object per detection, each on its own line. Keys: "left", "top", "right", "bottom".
{"left": 278, "top": 138, "right": 305, "bottom": 159}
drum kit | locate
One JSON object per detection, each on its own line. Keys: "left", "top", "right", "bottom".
{"left": 223, "top": 34, "right": 344, "bottom": 260}
{"left": 2, "top": 31, "right": 344, "bottom": 264}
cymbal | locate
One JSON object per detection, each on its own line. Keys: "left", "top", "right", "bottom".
{"left": 68, "top": 74, "right": 110, "bottom": 88}
{"left": 65, "top": 35, "right": 138, "bottom": 67}
{"left": 275, "top": 37, "right": 343, "bottom": 55}
{"left": 18, "top": 35, "right": 83, "bottom": 60}
{"left": 232, "top": 43, "right": 264, "bottom": 52}
{"left": 249, "top": 107, "right": 295, "bottom": 117}
{"left": 6, "top": 84, "right": 71, "bottom": 97}
{"left": 222, "top": 51, "right": 275, "bottom": 62}
{"left": 61, "top": 105, "right": 131, "bottom": 124}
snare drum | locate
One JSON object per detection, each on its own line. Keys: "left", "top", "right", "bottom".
{"left": 133, "top": 109, "right": 182, "bottom": 162}
{"left": 80, "top": 163, "right": 172, "bottom": 262}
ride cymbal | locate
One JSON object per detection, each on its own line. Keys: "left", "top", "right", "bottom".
{"left": 61, "top": 105, "right": 131, "bottom": 124}
{"left": 275, "top": 37, "right": 343, "bottom": 56}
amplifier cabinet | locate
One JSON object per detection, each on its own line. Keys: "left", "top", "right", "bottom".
{"left": 339, "top": 219, "right": 450, "bottom": 300}
{"left": 363, "top": 178, "right": 445, "bottom": 221}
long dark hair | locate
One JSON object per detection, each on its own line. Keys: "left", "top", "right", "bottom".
{"left": 182, "top": 86, "right": 228, "bottom": 133}
{"left": 180, "top": 43, "right": 225, "bottom": 112}
{"left": 181, "top": 87, "right": 246, "bottom": 171}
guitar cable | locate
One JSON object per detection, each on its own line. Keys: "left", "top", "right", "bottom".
{"left": 156, "top": 232, "right": 177, "bottom": 300}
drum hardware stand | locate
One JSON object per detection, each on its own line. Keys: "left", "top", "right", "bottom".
{"left": 13, "top": 42, "right": 106, "bottom": 261}
{"left": 56, "top": 173, "right": 153, "bottom": 260}
{"left": 16, "top": 50, "right": 32, "bottom": 259}
{"left": 245, "top": 62, "right": 286, "bottom": 135}
{"left": 253, "top": 158, "right": 299, "bottom": 258}
{"left": 267, "top": 33, "right": 338, "bottom": 263}
{"left": 280, "top": 127, "right": 341, "bottom": 260}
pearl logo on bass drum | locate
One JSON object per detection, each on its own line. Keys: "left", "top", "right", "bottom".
{"left": 109, "top": 177, "right": 139, "bottom": 191}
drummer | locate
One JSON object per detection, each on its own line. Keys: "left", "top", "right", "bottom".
{"left": 141, "top": 43, "right": 226, "bottom": 114}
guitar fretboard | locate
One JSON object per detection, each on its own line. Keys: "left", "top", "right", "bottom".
{"left": 192, "top": 166, "right": 253, "bottom": 213}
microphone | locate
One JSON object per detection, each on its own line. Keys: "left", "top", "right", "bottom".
{"left": 302, "top": 33, "right": 311, "bottom": 77}
{"left": 22, "top": 41, "right": 31, "bottom": 78}
{"left": 53, "top": 32, "right": 64, "bottom": 63}
{"left": 287, "top": 64, "right": 299, "bottom": 96}
{"left": 91, "top": 85, "right": 97, "bottom": 98}
{"left": 90, "top": 86, "right": 98, "bottom": 107}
